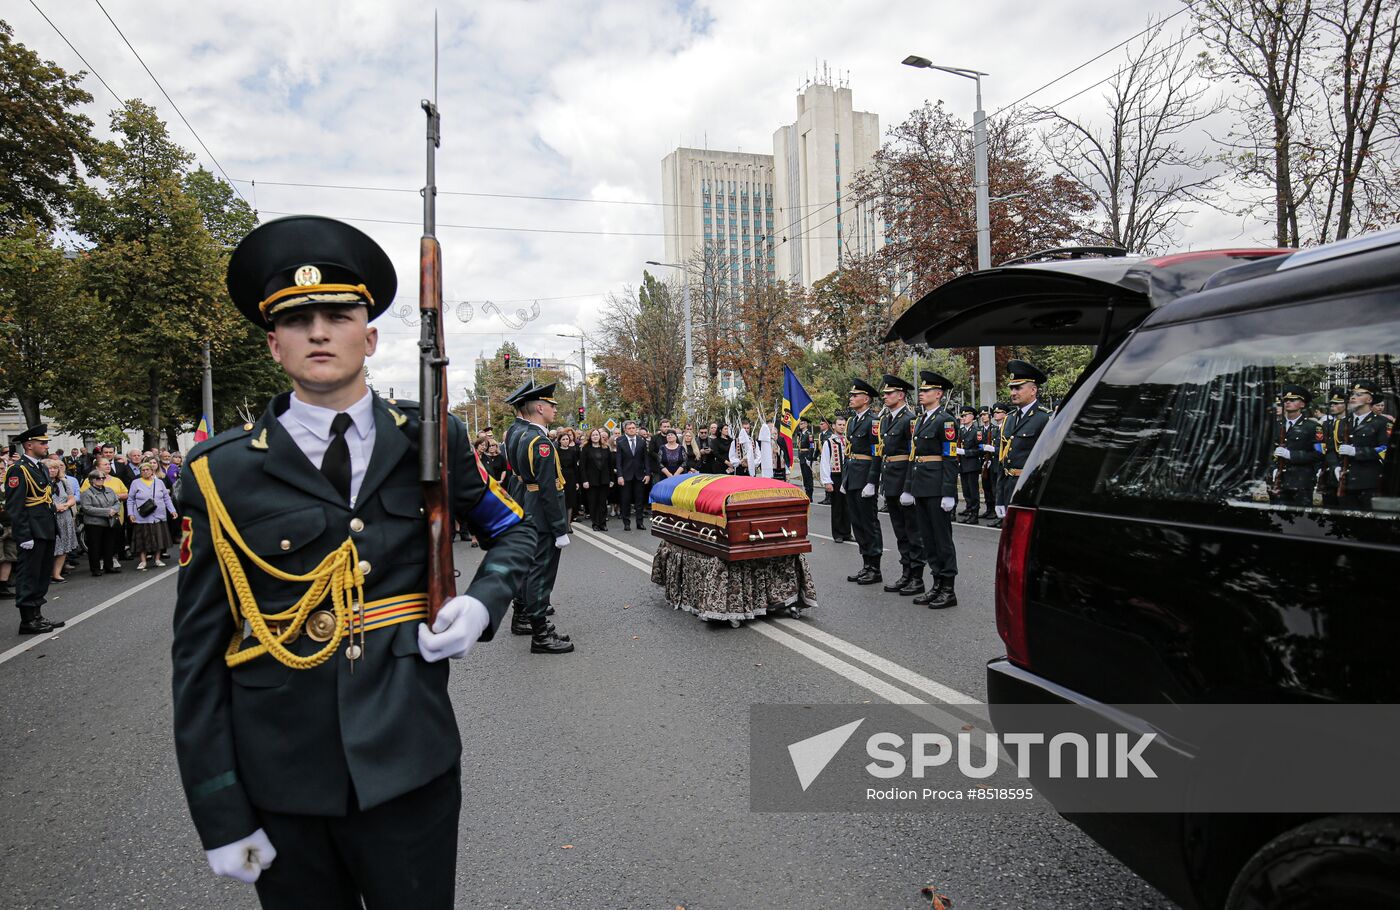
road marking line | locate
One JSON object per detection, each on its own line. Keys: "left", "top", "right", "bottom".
{"left": 0, "top": 567, "right": 178, "bottom": 667}
{"left": 573, "top": 525, "right": 653, "bottom": 561}
{"left": 772, "top": 618, "right": 981, "bottom": 705}
{"left": 572, "top": 525, "right": 977, "bottom": 707}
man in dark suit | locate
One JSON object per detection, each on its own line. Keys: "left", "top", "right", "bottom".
{"left": 1337, "top": 379, "right": 1392, "bottom": 511}
{"left": 4, "top": 424, "right": 65, "bottom": 633}
{"left": 842, "top": 378, "right": 884, "bottom": 584}
{"left": 171, "top": 216, "right": 534, "bottom": 909}
{"left": 614, "top": 419, "right": 651, "bottom": 530}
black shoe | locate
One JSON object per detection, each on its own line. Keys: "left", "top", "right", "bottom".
{"left": 897, "top": 575, "right": 925, "bottom": 596}
{"left": 912, "top": 577, "right": 943, "bottom": 606}
{"left": 510, "top": 609, "right": 533, "bottom": 635}
{"left": 883, "top": 571, "right": 911, "bottom": 593}
{"left": 50, "top": 576, "right": 66, "bottom": 584}
{"left": 92, "top": 570, "right": 103, "bottom": 577}
{"left": 106, "top": 566, "right": 122, "bottom": 574}
{"left": 530, "top": 621, "right": 575, "bottom": 654}
{"left": 545, "top": 606, "right": 555, "bottom": 616}
{"left": 855, "top": 567, "right": 883, "bottom": 586}
{"left": 927, "top": 582, "right": 958, "bottom": 609}
{"left": 990, "top": 518, "right": 1002, "bottom": 529}
{"left": 623, "top": 523, "right": 631, "bottom": 531}
{"left": 35, "top": 613, "right": 65, "bottom": 628}
{"left": 819, "top": 497, "right": 832, "bottom": 505}
{"left": 18, "top": 618, "right": 55, "bottom": 635}
{"left": 0, "top": 584, "right": 13, "bottom": 599}
{"left": 846, "top": 566, "right": 865, "bottom": 582}
{"left": 982, "top": 510, "right": 996, "bottom": 519}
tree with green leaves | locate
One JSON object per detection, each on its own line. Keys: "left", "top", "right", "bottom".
{"left": 595, "top": 272, "right": 687, "bottom": 422}
{"left": 0, "top": 20, "right": 99, "bottom": 233}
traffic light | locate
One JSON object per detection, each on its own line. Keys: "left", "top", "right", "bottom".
{"left": 578, "top": 405, "right": 585, "bottom": 422}
{"left": 502, "top": 352, "right": 511, "bottom": 370}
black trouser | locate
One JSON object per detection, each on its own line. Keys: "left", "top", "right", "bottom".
{"left": 959, "top": 471, "right": 980, "bottom": 513}
{"left": 14, "top": 536, "right": 55, "bottom": 614}
{"left": 799, "top": 455, "right": 814, "bottom": 498}
{"left": 618, "top": 478, "right": 647, "bottom": 526}
{"left": 845, "top": 476, "right": 883, "bottom": 559}
{"left": 586, "top": 484, "right": 609, "bottom": 528}
{"left": 1278, "top": 487, "right": 1314, "bottom": 507}
{"left": 980, "top": 468, "right": 996, "bottom": 514}
{"left": 254, "top": 767, "right": 461, "bottom": 910}
{"left": 884, "top": 494, "right": 924, "bottom": 573}
{"left": 520, "top": 525, "right": 561, "bottom": 620}
{"left": 85, "top": 524, "right": 119, "bottom": 572}
{"left": 828, "top": 475, "right": 849, "bottom": 539}
{"left": 1338, "top": 490, "right": 1375, "bottom": 511}
{"left": 911, "top": 496, "right": 957, "bottom": 581}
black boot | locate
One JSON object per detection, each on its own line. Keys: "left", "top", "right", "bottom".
{"left": 530, "top": 618, "right": 574, "bottom": 654}
{"left": 34, "top": 613, "right": 64, "bottom": 628}
{"left": 982, "top": 508, "right": 996, "bottom": 519}
{"left": 990, "top": 518, "right": 1002, "bottom": 529}
{"left": 17, "top": 607, "right": 54, "bottom": 635}
{"left": 961, "top": 513, "right": 979, "bottom": 525}
{"left": 927, "top": 579, "right": 958, "bottom": 609}
{"left": 897, "top": 571, "right": 925, "bottom": 596}
{"left": 912, "top": 577, "right": 943, "bottom": 606}
{"left": 855, "top": 559, "right": 882, "bottom": 585}
{"left": 846, "top": 563, "right": 866, "bottom": 582}
{"left": 510, "top": 604, "right": 532, "bottom": 635}
{"left": 882, "top": 569, "right": 911, "bottom": 593}
{"left": 0, "top": 581, "right": 13, "bottom": 599}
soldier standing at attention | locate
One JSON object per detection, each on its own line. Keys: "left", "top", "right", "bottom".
{"left": 982, "top": 405, "right": 1003, "bottom": 525}
{"left": 1320, "top": 387, "right": 1348, "bottom": 509}
{"left": 1272, "top": 385, "right": 1325, "bottom": 508}
{"left": 503, "top": 382, "right": 574, "bottom": 653}
{"left": 997, "top": 360, "right": 1052, "bottom": 521}
{"left": 1336, "top": 379, "right": 1390, "bottom": 512}
{"left": 956, "top": 405, "right": 983, "bottom": 525}
{"left": 877, "top": 375, "right": 924, "bottom": 596}
{"left": 171, "top": 216, "right": 535, "bottom": 908}
{"left": 901, "top": 372, "right": 959, "bottom": 608}
{"left": 4, "top": 425, "right": 66, "bottom": 633}
{"left": 843, "top": 378, "right": 884, "bottom": 585}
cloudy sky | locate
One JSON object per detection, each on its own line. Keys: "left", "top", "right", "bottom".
{"left": 13, "top": 0, "right": 1251, "bottom": 399}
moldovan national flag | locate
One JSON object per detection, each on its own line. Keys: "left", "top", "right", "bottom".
{"left": 193, "top": 415, "right": 210, "bottom": 443}
{"left": 780, "top": 365, "right": 813, "bottom": 462}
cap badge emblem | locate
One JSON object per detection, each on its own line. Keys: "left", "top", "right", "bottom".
{"left": 293, "top": 265, "right": 322, "bottom": 287}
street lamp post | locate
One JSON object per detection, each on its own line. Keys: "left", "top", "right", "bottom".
{"left": 902, "top": 55, "right": 996, "bottom": 410}
{"left": 556, "top": 332, "right": 588, "bottom": 418}
{"left": 645, "top": 260, "right": 693, "bottom": 412}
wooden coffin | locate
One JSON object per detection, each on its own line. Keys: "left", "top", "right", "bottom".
{"left": 648, "top": 474, "right": 810, "bottom": 561}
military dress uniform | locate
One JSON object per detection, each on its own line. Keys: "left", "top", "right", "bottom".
{"left": 842, "top": 378, "right": 885, "bottom": 583}
{"left": 998, "top": 361, "right": 1052, "bottom": 513}
{"left": 956, "top": 407, "right": 984, "bottom": 524}
{"left": 1338, "top": 380, "right": 1391, "bottom": 511}
{"left": 172, "top": 216, "right": 535, "bottom": 909}
{"left": 4, "top": 425, "right": 64, "bottom": 633}
{"left": 1273, "top": 385, "right": 1325, "bottom": 507}
{"left": 1320, "top": 387, "right": 1348, "bottom": 508}
{"left": 877, "top": 375, "right": 924, "bottom": 594}
{"left": 982, "top": 408, "right": 1003, "bottom": 522}
{"left": 904, "top": 372, "right": 959, "bottom": 608}
{"left": 502, "top": 381, "right": 574, "bottom": 653}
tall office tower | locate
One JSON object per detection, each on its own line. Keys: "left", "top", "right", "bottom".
{"left": 772, "top": 76, "right": 882, "bottom": 287}
{"left": 661, "top": 148, "right": 777, "bottom": 295}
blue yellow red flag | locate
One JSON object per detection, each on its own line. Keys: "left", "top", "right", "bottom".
{"left": 780, "top": 366, "right": 813, "bottom": 461}
{"left": 193, "top": 415, "right": 210, "bottom": 443}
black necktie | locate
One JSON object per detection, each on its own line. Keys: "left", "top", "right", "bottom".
{"left": 322, "top": 412, "right": 353, "bottom": 502}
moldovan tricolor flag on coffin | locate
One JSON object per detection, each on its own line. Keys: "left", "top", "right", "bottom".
{"left": 780, "top": 366, "right": 813, "bottom": 463}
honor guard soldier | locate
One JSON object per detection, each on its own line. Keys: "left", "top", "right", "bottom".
{"left": 171, "top": 216, "right": 536, "bottom": 908}
{"left": 4, "top": 424, "right": 66, "bottom": 633}
{"left": 997, "top": 360, "right": 1052, "bottom": 521}
{"left": 877, "top": 375, "right": 925, "bottom": 595}
{"left": 956, "top": 405, "right": 983, "bottom": 525}
{"left": 977, "top": 407, "right": 997, "bottom": 521}
{"left": 843, "top": 378, "right": 885, "bottom": 584}
{"left": 986, "top": 404, "right": 1008, "bottom": 527}
{"left": 1336, "top": 379, "right": 1391, "bottom": 512}
{"left": 503, "top": 381, "right": 575, "bottom": 653}
{"left": 1321, "top": 386, "right": 1348, "bottom": 508}
{"left": 901, "top": 372, "right": 959, "bottom": 608}
{"left": 1272, "top": 384, "right": 1325, "bottom": 507}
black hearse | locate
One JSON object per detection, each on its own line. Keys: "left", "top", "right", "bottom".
{"left": 888, "top": 232, "right": 1400, "bottom": 909}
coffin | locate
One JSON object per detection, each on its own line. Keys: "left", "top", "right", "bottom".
{"left": 648, "top": 474, "right": 811, "bottom": 561}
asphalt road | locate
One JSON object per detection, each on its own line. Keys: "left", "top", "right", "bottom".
{"left": 0, "top": 504, "right": 1173, "bottom": 910}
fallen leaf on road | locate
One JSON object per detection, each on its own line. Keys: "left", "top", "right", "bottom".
{"left": 961, "top": 724, "right": 973, "bottom": 731}
{"left": 754, "top": 663, "right": 763, "bottom": 667}
{"left": 632, "top": 635, "right": 639, "bottom": 640}
{"left": 561, "top": 844, "right": 574, "bottom": 849}
{"left": 919, "top": 885, "right": 952, "bottom": 909}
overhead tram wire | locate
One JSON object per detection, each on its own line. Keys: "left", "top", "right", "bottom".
{"left": 990, "top": 0, "right": 1201, "bottom": 118}
{"left": 258, "top": 209, "right": 731, "bottom": 239}
{"left": 27, "top": 0, "right": 122, "bottom": 103}
{"left": 92, "top": 0, "right": 248, "bottom": 204}
{"left": 1036, "top": 29, "right": 1199, "bottom": 112}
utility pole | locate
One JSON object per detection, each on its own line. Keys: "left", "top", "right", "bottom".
{"left": 201, "top": 340, "right": 215, "bottom": 432}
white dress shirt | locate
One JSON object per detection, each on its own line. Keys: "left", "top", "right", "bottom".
{"left": 278, "top": 390, "right": 376, "bottom": 507}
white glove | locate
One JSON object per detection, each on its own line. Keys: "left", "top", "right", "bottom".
{"left": 1335, "top": 467, "right": 1343, "bottom": 481}
{"left": 19, "top": 539, "right": 33, "bottom": 550}
{"left": 417, "top": 595, "right": 490, "bottom": 663}
{"left": 1337, "top": 444, "right": 1357, "bottom": 457}
{"left": 860, "top": 483, "right": 876, "bottom": 498}
{"left": 995, "top": 505, "right": 1007, "bottom": 519}
{"left": 940, "top": 496, "right": 956, "bottom": 512}
{"left": 554, "top": 534, "right": 570, "bottom": 548}
{"left": 899, "top": 492, "right": 914, "bottom": 506}
{"left": 1273, "top": 446, "right": 1291, "bottom": 460}
{"left": 206, "top": 828, "right": 277, "bottom": 883}
{"left": 981, "top": 444, "right": 994, "bottom": 453}
{"left": 955, "top": 448, "right": 964, "bottom": 456}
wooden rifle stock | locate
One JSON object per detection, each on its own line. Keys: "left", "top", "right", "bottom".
{"left": 420, "top": 95, "right": 454, "bottom": 624}
{"left": 1338, "top": 414, "right": 1352, "bottom": 497}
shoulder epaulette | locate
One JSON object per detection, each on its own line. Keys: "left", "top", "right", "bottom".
{"left": 1038, "top": 406, "right": 1052, "bottom": 414}
{"left": 187, "top": 422, "right": 255, "bottom": 462}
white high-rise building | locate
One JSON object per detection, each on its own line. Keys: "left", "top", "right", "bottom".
{"left": 772, "top": 78, "right": 883, "bottom": 287}
{"left": 661, "top": 148, "right": 776, "bottom": 294}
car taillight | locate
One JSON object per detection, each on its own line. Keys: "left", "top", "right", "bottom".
{"left": 995, "top": 506, "right": 1036, "bottom": 668}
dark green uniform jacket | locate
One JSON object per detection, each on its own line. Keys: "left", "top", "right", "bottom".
{"left": 878, "top": 406, "right": 916, "bottom": 494}
{"left": 1001, "top": 403, "right": 1052, "bottom": 473}
{"left": 1340, "top": 412, "right": 1392, "bottom": 493}
{"left": 842, "top": 409, "right": 879, "bottom": 494}
{"left": 505, "top": 422, "right": 568, "bottom": 538}
{"left": 1276, "top": 416, "right": 1324, "bottom": 492}
{"left": 905, "top": 407, "right": 959, "bottom": 498}
{"left": 958, "top": 423, "right": 985, "bottom": 474}
{"left": 171, "top": 392, "right": 533, "bottom": 850}
{"left": 3, "top": 457, "right": 56, "bottom": 542}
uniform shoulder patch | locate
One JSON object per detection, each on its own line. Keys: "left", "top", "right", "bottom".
{"left": 6, "top": 475, "right": 17, "bottom": 489}
{"left": 538, "top": 442, "right": 552, "bottom": 459}
{"left": 945, "top": 425, "right": 957, "bottom": 440}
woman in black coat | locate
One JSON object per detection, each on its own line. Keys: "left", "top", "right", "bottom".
{"left": 557, "top": 428, "right": 582, "bottom": 521}
{"left": 580, "top": 428, "right": 615, "bottom": 531}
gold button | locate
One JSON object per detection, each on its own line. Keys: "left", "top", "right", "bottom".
{"left": 358, "top": 559, "right": 371, "bottom": 575}
{"left": 349, "top": 518, "right": 364, "bottom": 533}
{"left": 279, "top": 539, "right": 291, "bottom": 551}
{"left": 345, "top": 644, "right": 363, "bottom": 660}
{"left": 243, "top": 423, "right": 254, "bottom": 431}
{"left": 306, "top": 611, "right": 336, "bottom": 642}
